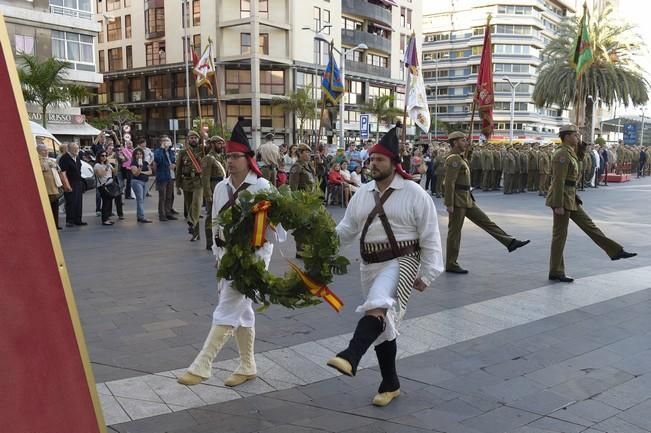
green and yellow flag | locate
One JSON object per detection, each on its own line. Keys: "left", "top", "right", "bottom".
{"left": 571, "top": 2, "right": 593, "bottom": 79}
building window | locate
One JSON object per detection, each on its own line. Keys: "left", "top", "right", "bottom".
{"left": 497, "top": 5, "right": 533, "bottom": 15}
{"left": 98, "top": 50, "right": 105, "bottom": 72}
{"left": 314, "top": 6, "right": 321, "bottom": 32}
{"left": 107, "top": 47, "right": 123, "bottom": 71}
{"left": 145, "top": 41, "right": 166, "bottom": 66}
{"left": 125, "top": 15, "right": 132, "bottom": 38}
{"left": 261, "top": 105, "right": 285, "bottom": 128}
{"left": 322, "top": 9, "right": 330, "bottom": 34}
{"left": 368, "top": 85, "right": 391, "bottom": 100}
{"left": 112, "top": 79, "right": 127, "bottom": 103}
{"left": 147, "top": 74, "right": 170, "bottom": 100}
{"left": 240, "top": 0, "right": 269, "bottom": 19}
{"left": 313, "top": 39, "right": 328, "bottom": 65}
{"left": 226, "top": 104, "right": 252, "bottom": 128}
{"left": 126, "top": 45, "right": 132, "bottom": 69}
{"left": 345, "top": 79, "right": 363, "bottom": 104}
{"left": 106, "top": 0, "right": 121, "bottom": 12}
{"left": 98, "top": 82, "right": 108, "bottom": 104}
{"left": 145, "top": 1, "right": 165, "bottom": 39}
{"left": 97, "top": 21, "right": 104, "bottom": 43}
{"left": 124, "top": 0, "right": 131, "bottom": 6}
{"left": 52, "top": 31, "right": 95, "bottom": 71}
{"left": 424, "top": 32, "right": 450, "bottom": 42}
{"left": 260, "top": 70, "right": 284, "bottom": 95}
{"left": 130, "top": 77, "right": 143, "bottom": 102}
{"left": 107, "top": 16, "right": 122, "bottom": 41}
{"left": 343, "top": 17, "right": 362, "bottom": 31}
{"left": 193, "top": 34, "right": 201, "bottom": 55}
{"left": 192, "top": 0, "right": 200, "bottom": 26}
{"left": 225, "top": 69, "right": 252, "bottom": 94}
{"left": 15, "top": 34, "right": 35, "bottom": 55}
{"left": 175, "top": 72, "right": 191, "bottom": 98}
{"left": 49, "top": 0, "right": 92, "bottom": 18}
{"left": 240, "top": 32, "right": 269, "bottom": 55}
{"left": 366, "top": 53, "right": 388, "bottom": 68}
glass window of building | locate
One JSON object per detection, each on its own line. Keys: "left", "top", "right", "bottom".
{"left": 107, "top": 16, "right": 122, "bottom": 41}
{"left": 343, "top": 17, "right": 362, "bottom": 31}
{"left": 345, "top": 79, "right": 363, "bottom": 104}
{"left": 240, "top": 33, "right": 269, "bottom": 55}
{"left": 241, "top": 0, "right": 269, "bottom": 19}
{"left": 368, "top": 85, "right": 390, "bottom": 100}
{"left": 260, "top": 105, "right": 285, "bottom": 128}
{"left": 98, "top": 82, "right": 108, "bottom": 104}
{"left": 50, "top": 0, "right": 92, "bottom": 18}
{"left": 313, "top": 39, "right": 328, "bottom": 65}
{"left": 106, "top": 0, "right": 121, "bottom": 11}
{"left": 112, "top": 79, "right": 127, "bottom": 103}
{"left": 497, "top": 5, "right": 533, "bottom": 15}
{"left": 260, "top": 70, "right": 284, "bottom": 95}
{"left": 322, "top": 9, "right": 331, "bottom": 34}
{"left": 145, "top": 1, "right": 165, "bottom": 38}
{"left": 108, "top": 47, "right": 123, "bottom": 71}
{"left": 126, "top": 45, "right": 132, "bottom": 69}
{"left": 124, "top": 0, "right": 131, "bottom": 6}
{"left": 192, "top": 0, "right": 200, "bottom": 26}
{"left": 145, "top": 41, "right": 166, "bottom": 66}
{"left": 174, "top": 72, "right": 188, "bottom": 98}
{"left": 225, "top": 69, "right": 252, "bottom": 94}
{"left": 130, "top": 77, "right": 143, "bottom": 102}
{"left": 147, "top": 75, "right": 170, "bottom": 100}
{"left": 15, "top": 34, "right": 35, "bottom": 55}
{"left": 52, "top": 31, "right": 95, "bottom": 71}
{"left": 125, "top": 15, "right": 131, "bottom": 38}
{"left": 193, "top": 34, "right": 201, "bottom": 54}
{"left": 366, "top": 54, "right": 388, "bottom": 68}
{"left": 226, "top": 105, "right": 252, "bottom": 128}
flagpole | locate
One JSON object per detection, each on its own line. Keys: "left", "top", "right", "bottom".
{"left": 196, "top": 81, "right": 203, "bottom": 132}
{"left": 208, "top": 38, "right": 225, "bottom": 136}
{"left": 402, "top": 32, "right": 415, "bottom": 146}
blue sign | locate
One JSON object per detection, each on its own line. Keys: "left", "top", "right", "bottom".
{"left": 623, "top": 123, "right": 637, "bottom": 145}
{"left": 360, "top": 114, "right": 370, "bottom": 140}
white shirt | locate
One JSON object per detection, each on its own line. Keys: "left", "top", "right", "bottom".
{"left": 209, "top": 171, "right": 273, "bottom": 327}
{"left": 336, "top": 174, "right": 444, "bottom": 287}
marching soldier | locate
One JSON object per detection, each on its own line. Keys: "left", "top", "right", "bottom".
{"left": 503, "top": 146, "right": 516, "bottom": 194}
{"left": 257, "top": 132, "right": 282, "bottom": 186}
{"left": 547, "top": 125, "right": 636, "bottom": 283}
{"left": 201, "top": 136, "right": 227, "bottom": 250}
{"left": 519, "top": 146, "right": 528, "bottom": 192}
{"left": 289, "top": 143, "right": 316, "bottom": 259}
{"left": 470, "top": 144, "right": 482, "bottom": 188}
{"left": 444, "top": 131, "right": 530, "bottom": 274}
{"left": 480, "top": 145, "right": 493, "bottom": 191}
{"left": 528, "top": 145, "right": 539, "bottom": 192}
{"left": 176, "top": 131, "right": 205, "bottom": 241}
{"left": 434, "top": 148, "right": 447, "bottom": 198}
{"left": 492, "top": 145, "right": 503, "bottom": 190}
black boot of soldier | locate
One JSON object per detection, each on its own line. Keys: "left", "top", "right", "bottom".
{"left": 327, "top": 315, "right": 384, "bottom": 376}
{"left": 372, "top": 339, "right": 401, "bottom": 406}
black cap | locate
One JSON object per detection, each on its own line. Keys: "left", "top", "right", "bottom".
{"left": 227, "top": 117, "right": 253, "bottom": 154}
{"left": 376, "top": 122, "right": 401, "bottom": 160}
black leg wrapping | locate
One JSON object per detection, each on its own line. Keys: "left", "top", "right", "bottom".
{"left": 337, "top": 315, "right": 385, "bottom": 376}
{"left": 375, "top": 339, "right": 400, "bottom": 393}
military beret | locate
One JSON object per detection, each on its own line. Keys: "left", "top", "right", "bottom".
{"left": 264, "top": 132, "right": 275, "bottom": 139}
{"left": 297, "top": 143, "right": 311, "bottom": 152}
{"left": 448, "top": 131, "right": 467, "bottom": 140}
{"left": 559, "top": 124, "right": 578, "bottom": 133}
{"left": 187, "top": 130, "right": 201, "bottom": 138}
{"left": 208, "top": 135, "right": 225, "bottom": 143}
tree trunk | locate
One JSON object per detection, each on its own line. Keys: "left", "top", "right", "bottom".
{"left": 42, "top": 105, "right": 47, "bottom": 128}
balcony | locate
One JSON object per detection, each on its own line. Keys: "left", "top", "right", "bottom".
{"left": 342, "top": 29, "right": 391, "bottom": 55}
{"left": 342, "top": 0, "right": 392, "bottom": 27}
{"left": 49, "top": 4, "right": 92, "bottom": 20}
{"left": 345, "top": 60, "right": 390, "bottom": 79}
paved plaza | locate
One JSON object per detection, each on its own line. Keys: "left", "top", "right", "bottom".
{"left": 61, "top": 178, "right": 651, "bottom": 433}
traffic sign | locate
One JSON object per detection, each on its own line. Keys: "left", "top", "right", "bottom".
{"left": 360, "top": 114, "right": 370, "bottom": 140}
{"left": 169, "top": 119, "right": 179, "bottom": 131}
{"left": 123, "top": 133, "right": 131, "bottom": 141}
{"left": 123, "top": 124, "right": 131, "bottom": 133}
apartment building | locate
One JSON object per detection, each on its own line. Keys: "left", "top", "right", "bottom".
{"left": 83, "top": 0, "right": 421, "bottom": 148}
{"left": 422, "top": 0, "right": 574, "bottom": 142}
{"left": 0, "top": 0, "right": 102, "bottom": 138}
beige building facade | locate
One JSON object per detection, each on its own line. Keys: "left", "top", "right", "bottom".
{"left": 83, "top": 0, "right": 422, "bottom": 148}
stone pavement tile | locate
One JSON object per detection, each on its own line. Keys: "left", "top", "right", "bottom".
{"left": 616, "top": 399, "right": 651, "bottom": 431}
{"left": 430, "top": 398, "right": 486, "bottom": 421}
{"left": 522, "top": 347, "right": 577, "bottom": 369}
{"left": 185, "top": 408, "right": 276, "bottom": 433}
{"left": 254, "top": 401, "right": 336, "bottom": 425}
{"left": 460, "top": 407, "right": 541, "bottom": 433}
{"left": 392, "top": 408, "right": 486, "bottom": 433}
{"left": 99, "top": 393, "right": 131, "bottom": 426}
{"left": 141, "top": 374, "right": 205, "bottom": 408}
{"left": 525, "top": 363, "right": 586, "bottom": 388}
{"left": 293, "top": 411, "right": 378, "bottom": 432}
{"left": 609, "top": 349, "right": 651, "bottom": 376}
{"left": 563, "top": 347, "right": 625, "bottom": 370}
{"left": 478, "top": 376, "right": 546, "bottom": 404}
{"left": 483, "top": 356, "right": 546, "bottom": 380}
{"left": 549, "top": 400, "right": 620, "bottom": 426}
{"left": 263, "top": 347, "right": 336, "bottom": 383}
{"left": 525, "top": 416, "right": 587, "bottom": 433}
{"left": 458, "top": 394, "right": 503, "bottom": 413}
{"left": 507, "top": 390, "right": 576, "bottom": 416}
{"left": 604, "top": 334, "right": 651, "bottom": 356}
{"left": 436, "top": 370, "right": 505, "bottom": 396}
{"left": 259, "top": 425, "right": 336, "bottom": 433}
{"left": 106, "top": 376, "right": 163, "bottom": 402}
{"left": 186, "top": 383, "right": 241, "bottom": 405}
{"left": 340, "top": 421, "right": 439, "bottom": 433}
{"left": 263, "top": 387, "right": 313, "bottom": 405}
{"left": 114, "top": 396, "right": 171, "bottom": 421}
{"left": 593, "top": 373, "right": 651, "bottom": 410}
{"left": 548, "top": 367, "right": 635, "bottom": 402}
{"left": 398, "top": 362, "right": 457, "bottom": 385}
{"left": 591, "top": 416, "right": 651, "bottom": 433}
{"left": 110, "top": 411, "right": 197, "bottom": 433}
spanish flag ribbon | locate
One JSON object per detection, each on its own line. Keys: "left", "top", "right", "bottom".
{"left": 251, "top": 200, "right": 272, "bottom": 247}
{"left": 287, "top": 260, "right": 343, "bottom": 312}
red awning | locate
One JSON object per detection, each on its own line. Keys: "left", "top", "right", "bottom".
{"left": 369, "top": 22, "right": 393, "bottom": 32}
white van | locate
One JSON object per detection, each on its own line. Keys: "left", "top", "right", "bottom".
{"left": 30, "top": 121, "right": 95, "bottom": 190}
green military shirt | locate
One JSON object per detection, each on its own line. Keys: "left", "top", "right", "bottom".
{"left": 288, "top": 160, "right": 315, "bottom": 191}
{"left": 481, "top": 148, "right": 494, "bottom": 171}
{"left": 528, "top": 150, "right": 539, "bottom": 171}
{"left": 519, "top": 151, "right": 529, "bottom": 173}
{"left": 176, "top": 144, "right": 205, "bottom": 191}
{"left": 492, "top": 149, "right": 502, "bottom": 171}
{"left": 201, "top": 151, "right": 226, "bottom": 200}
{"left": 444, "top": 152, "right": 473, "bottom": 209}
{"left": 538, "top": 150, "right": 551, "bottom": 175}
{"left": 503, "top": 150, "right": 516, "bottom": 174}
{"left": 546, "top": 143, "right": 580, "bottom": 211}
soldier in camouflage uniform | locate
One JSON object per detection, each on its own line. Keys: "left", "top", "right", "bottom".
{"left": 201, "top": 136, "right": 227, "bottom": 250}
{"left": 288, "top": 143, "right": 315, "bottom": 259}
{"left": 176, "top": 130, "right": 205, "bottom": 241}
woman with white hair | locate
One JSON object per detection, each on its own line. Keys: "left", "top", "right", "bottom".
{"left": 36, "top": 143, "right": 63, "bottom": 229}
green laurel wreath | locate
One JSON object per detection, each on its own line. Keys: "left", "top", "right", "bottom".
{"left": 216, "top": 186, "right": 350, "bottom": 310}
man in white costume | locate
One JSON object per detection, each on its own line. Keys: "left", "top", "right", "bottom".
{"left": 178, "top": 118, "right": 272, "bottom": 387}
{"left": 327, "top": 122, "right": 444, "bottom": 406}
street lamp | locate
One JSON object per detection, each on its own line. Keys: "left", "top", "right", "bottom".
{"left": 503, "top": 77, "right": 520, "bottom": 146}
{"left": 315, "top": 33, "right": 367, "bottom": 149}
{"left": 425, "top": 58, "right": 439, "bottom": 142}
{"left": 301, "top": 24, "right": 332, "bottom": 145}
{"left": 182, "top": 0, "right": 191, "bottom": 130}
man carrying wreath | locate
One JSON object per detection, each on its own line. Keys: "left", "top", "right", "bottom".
{"left": 327, "top": 122, "right": 444, "bottom": 406}
{"left": 177, "top": 118, "right": 272, "bottom": 387}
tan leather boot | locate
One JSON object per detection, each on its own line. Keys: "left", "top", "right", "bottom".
{"left": 224, "top": 327, "right": 257, "bottom": 387}
{"left": 177, "top": 325, "right": 233, "bottom": 386}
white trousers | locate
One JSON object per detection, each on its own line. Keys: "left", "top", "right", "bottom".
{"left": 357, "top": 259, "right": 400, "bottom": 345}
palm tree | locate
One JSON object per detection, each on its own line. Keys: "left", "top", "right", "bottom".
{"left": 272, "top": 88, "right": 316, "bottom": 142}
{"left": 533, "top": 2, "right": 648, "bottom": 132}
{"left": 360, "top": 94, "right": 403, "bottom": 140}
{"left": 17, "top": 53, "right": 90, "bottom": 128}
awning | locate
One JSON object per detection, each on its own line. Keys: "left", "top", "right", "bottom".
{"left": 47, "top": 122, "right": 101, "bottom": 137}
{"left": 369, "top": 22, "right": 393, "bottom": 32}
{"left": 377, "top": 0, "right": 398, "bottom": 6}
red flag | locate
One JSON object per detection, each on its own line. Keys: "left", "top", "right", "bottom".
{"left": 474, "top": 16, "right": 494, "bottom": 138}
{"left": 192, "top": 47, "right": 199, "bottom": 68}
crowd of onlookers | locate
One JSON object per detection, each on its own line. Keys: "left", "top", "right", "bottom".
{"left": 37, "top": 129, "right": 650, "bottom": 232}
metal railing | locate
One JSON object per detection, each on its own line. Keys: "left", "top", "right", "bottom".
{"left": 342, "top": 29, "right": 391, "bottom": 54}
{"left": 49, "top": 5, "right": 93, "bottom": 20}
{"left": 345, "top": 60, "right": 391, "bottom": 79}
{"left": 342, "top": 0, "right": 392, "bottom": 27}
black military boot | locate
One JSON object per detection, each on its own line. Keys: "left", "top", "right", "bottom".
{"left": 327, "top": 315, "right": 384, "bottom": 376}
{"left": 373, "top": 339, "right": 400, "bottom": 406}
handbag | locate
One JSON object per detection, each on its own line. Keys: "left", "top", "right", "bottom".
{"left": 99, "top": 178, "right": 121, "bottom": 198}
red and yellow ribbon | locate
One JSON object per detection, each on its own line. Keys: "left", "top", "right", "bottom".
{"left": 251, "top": 200, "right": 272, "bottom": 247}
{"left": 288, "top": 261, "right": 343, "bottom": 312}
